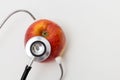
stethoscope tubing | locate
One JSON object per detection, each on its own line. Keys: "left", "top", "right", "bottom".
{"left": 0, "top": 9, "right": 64, "bottom": 80}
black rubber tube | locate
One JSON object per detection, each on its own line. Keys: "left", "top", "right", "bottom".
{"left": 21, "top": 65, "right": 32, "bottom": 80}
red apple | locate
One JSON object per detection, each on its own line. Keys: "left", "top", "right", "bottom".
{"left": 24, "top": 19, "right": 66, "bottom": 62}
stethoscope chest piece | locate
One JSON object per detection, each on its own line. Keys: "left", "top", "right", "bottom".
{"left": 25, "top": 36, "right": 51, "bottom": 62}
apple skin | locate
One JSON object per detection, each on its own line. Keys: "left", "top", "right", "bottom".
{"left": 25, "top": 19, "right": 66, "bottom": 62}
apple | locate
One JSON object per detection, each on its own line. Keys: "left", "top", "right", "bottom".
{"left": 24, "top": 19, "right": 66, "bottom": 62}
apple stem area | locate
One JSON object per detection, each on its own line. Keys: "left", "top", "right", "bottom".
{"left": 42, "top": 31, "right": 49, "bottom": 37}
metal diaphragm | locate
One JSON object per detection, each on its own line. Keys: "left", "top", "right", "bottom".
{"left": 25, "top": 36, "right": 51, "bottom": 62}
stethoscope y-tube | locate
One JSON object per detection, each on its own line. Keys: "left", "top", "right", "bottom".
{"left": 0, "top": 10, "right": 64, "bottom": 80}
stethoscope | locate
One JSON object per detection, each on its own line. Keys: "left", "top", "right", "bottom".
{"left": 0, "top": 10, "right": 66, "bottom": 80}
{"left": 22, "top": 36, "right": 52, "bottom": 80}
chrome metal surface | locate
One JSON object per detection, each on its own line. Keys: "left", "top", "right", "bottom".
{"left": 25, "top": 36, "right": 51, "bottom": 62}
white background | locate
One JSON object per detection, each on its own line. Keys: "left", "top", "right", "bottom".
{"left": 0, "top": 0, "right": 120, "bottom": 80}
